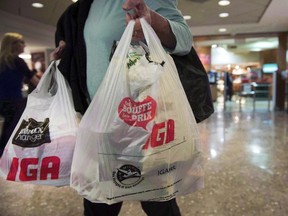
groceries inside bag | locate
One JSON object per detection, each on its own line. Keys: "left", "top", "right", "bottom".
{"left": 70, "top": 19, "right": 204, "bottom": 204}
{"left": 0, "top": 61, "right": 79, "bottom": 186}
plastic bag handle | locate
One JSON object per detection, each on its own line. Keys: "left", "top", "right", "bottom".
{"left": 30, "top": 60, "right": 77, "bottom": 127}
{"left": 111, "top": 20, "right": 135, "bottom": 62}
{"left": 33, "top": 61, "right": 58, "bottom": 96}
{"left": 140, "top": 18, "right": 169, "bottom": 64}
{"left": 112, "top": 18, "right": 168, "bottom": 66}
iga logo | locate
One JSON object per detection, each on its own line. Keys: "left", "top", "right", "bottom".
{"left": 118, "top": 96, "right": 156, "bottom": 130}
{"left": 112, "top": 164, "right": 143, "bottom": 188}
{"left": 7, "top": 156, "right": 60, "bottom": 181}
{"left": 143, "top": 119, "right": 175, "bottom": 149}
{"left": 12, "top": 118, "right": 51, "bottom": 147}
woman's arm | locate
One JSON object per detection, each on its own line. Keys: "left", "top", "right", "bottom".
{"left": 150, "top": 10, "right": 177, "bottom": 50}
{"left": 29, "top": 75, "right": 40, "bottom": 87}
{"left": 16, "top": 57, "right": 40, "bottom": 86}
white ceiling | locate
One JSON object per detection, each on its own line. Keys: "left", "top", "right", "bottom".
{"left": 0, "top": 0, "right": 287, "bottom": 53}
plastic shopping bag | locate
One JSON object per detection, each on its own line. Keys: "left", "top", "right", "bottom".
{"left": 0, "top": 61, "right": 79, "bottom": 186}
{"left": 70, "top": 19, "right": 204, "bottom": 204}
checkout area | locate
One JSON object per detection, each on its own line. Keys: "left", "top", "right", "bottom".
{"left": 238, "top": 82, "right": 271, "bottom": 111}
{"left": 207, "top": 70, "right": 274, "bottom": 112}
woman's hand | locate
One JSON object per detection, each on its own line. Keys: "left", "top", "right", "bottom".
{"left": 122, "top": 0, "right": 176, "bottom": 50}
{"left": 49, "top": 40, "right": 66, "bottom": 61}
{"left": 122, "top": 0, "right": 151, "bottom": 41}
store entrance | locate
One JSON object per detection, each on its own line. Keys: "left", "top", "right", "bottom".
{"left": 209, "top": 63, "right": 274, "bottom": 112}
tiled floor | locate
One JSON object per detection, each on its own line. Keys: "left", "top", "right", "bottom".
{"left": 0, "top": 96, "right": 287, "bottom": 216}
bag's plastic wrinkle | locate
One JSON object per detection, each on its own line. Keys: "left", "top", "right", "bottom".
{"left": 70, "top": 19, "right": 204, "bottom": 204}
{"left": 127, "top": 46, "right": 164, "bottom": 97}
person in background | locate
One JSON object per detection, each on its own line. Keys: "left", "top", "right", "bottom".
{"left": 0, "top": 32, "right": 39, "bottom": 157}
{"left": 225, "top": 71, "right": 234, "bottom": 101}
{"left": 52, "top": 0, "right": 192, "bottom": 215}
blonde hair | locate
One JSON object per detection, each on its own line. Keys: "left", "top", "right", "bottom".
{"left": 0, "top": 32, "right": 23, "bottom": 70}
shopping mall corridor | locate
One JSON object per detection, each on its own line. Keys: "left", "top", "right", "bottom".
{"left": 0, "top": 97, "right": 287, "bottom": 216}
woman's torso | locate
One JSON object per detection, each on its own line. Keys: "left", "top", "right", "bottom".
{"left": 0, "top": 58, "right": 33, "bottom": 100}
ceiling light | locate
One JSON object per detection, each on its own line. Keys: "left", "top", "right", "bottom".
{"left": 72, "top": 0, "right": 78, "bottom": 2}
{"left": 219, "top": 13, "right": 229, "bottom": 18}
{"left": 218, "top": 0, "right": 230, "bottom": 6}
{"left": 32, "top": 3, "right": 44, "bottom": 8}
{"left": 218, "top": 28, "right": 227, "bottom": 32}
{"left": 184, "top": 15, "right": 191, "bottom": 20}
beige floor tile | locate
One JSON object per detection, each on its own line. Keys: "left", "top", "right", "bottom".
{"left": 0, "top": 97, "right": 287, "bottom": 216}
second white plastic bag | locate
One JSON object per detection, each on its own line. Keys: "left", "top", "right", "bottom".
{"left": 70, "top": 19, "right": 204, "bottom": 204}
{"left": 0, "top": 61, "right": 79, "bottom": 186}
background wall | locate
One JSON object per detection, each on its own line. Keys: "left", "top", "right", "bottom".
{"left": 211, "top": 47, "right": 261, "bottom": 65}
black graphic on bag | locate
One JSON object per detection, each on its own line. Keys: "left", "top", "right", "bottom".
{"left": 12, "top": 118, "right": 51, "bottom": 147}
{"left": 112, "top": 164, "right": 144, "bottom": 189}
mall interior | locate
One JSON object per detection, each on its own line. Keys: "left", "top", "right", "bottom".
{"left": 0, "top": 0, "right": 288, "bottom": 216}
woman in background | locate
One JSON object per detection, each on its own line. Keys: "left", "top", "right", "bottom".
{"left": 0, "top": 32, "right": 39, "bottom": 157}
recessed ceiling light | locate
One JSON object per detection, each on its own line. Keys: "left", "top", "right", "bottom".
{"left": 218, "top": 0, "right": 230, "bottom": 6}
{"left": 219, "top": 13, "right": 229, "bottom": 18}
{"left": 218, "top": 28, "right": 227, "bottom": 32}
{"left": 72, "top": 0, "right": 78, "bottom": 2}
{"left": 32, "top": 3, "right": 44, "bottom": 8}
{"left": 184, "top": 15, "right": 191, "bottom": 20}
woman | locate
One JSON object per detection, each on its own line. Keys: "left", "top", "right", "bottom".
{"left": 0, "top": 32, "right": 39, "bottom": 157}
{"left": 52, "top": 0, "right": 192, "bottom": 215}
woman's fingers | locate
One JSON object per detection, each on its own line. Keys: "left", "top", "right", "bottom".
{"left": 50, "top": 40, "right": 66, "bottom": 61}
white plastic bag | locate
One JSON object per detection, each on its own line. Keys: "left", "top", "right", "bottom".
{"left": 0, "top": 61, "right": 79, "bottom": 186}
{"left": 71, "top": 19, "right": 203, "bottom": 204}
